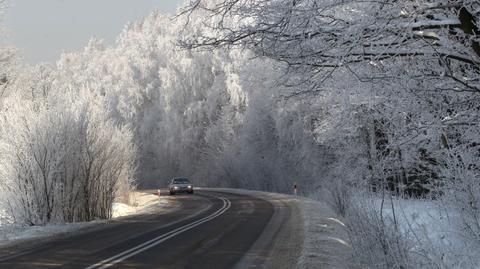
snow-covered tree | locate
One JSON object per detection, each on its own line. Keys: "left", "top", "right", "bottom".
{"left": 180, "top": 0, "right": 479, "bottom": 91}
{"left": 0, "top": 92, "right": 137, "bottom": 225}
{"left": 0, "top": 0, "right": 17, "bottom": 99}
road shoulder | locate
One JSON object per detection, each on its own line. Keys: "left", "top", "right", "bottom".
{"left": 208, "top": 188, "right": 352, "bottom": 269}
{"left": 298, "top": 197, "right": 352, "bottom": 269}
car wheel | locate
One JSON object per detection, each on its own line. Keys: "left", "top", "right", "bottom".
{"left": 188, "top": 190, "right": 194, "bottom": 194}
{"left": 170, "top": 191, "right": 175, "bottom": 195}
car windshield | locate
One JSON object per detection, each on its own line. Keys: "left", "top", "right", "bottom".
{"left": 173, "top": 178, "right": 190, "bottom": 184}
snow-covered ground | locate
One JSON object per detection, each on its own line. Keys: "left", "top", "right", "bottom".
{"left": 112, "top": 191, "right": 170, "bottom": 218}
{"left": 0, "top": 191, "right": 169, "bottom": 248}
{"left": 369, "top": 196, "right": 480, "bottom": 268}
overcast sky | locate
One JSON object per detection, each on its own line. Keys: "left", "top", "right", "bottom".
{"left": 3, "top": 0, "right": 184, "bottom": 64}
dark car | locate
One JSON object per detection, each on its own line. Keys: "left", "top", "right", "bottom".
{"left": 168, "top": 178, "right": 194, "bottom": 195}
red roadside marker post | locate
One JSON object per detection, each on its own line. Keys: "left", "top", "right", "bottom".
{"left": 294, "top": 183, "right": 298, "bottom": 196}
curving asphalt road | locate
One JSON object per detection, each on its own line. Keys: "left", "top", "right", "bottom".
{"left": 0, "top": 189, "right": 302, "bottom": 269}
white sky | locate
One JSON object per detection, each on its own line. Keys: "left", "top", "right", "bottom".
{"left": 3, "top": 0, "right": 184, "bottom": 64}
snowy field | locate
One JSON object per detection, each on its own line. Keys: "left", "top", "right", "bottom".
{"left": 0, "top": 191, "right": 170, "bottom": 248}
{"left": 367, "top": 196, "right": 479, "bottom": 268}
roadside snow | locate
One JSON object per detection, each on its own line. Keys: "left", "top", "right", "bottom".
{"left": 297, "top": 197, "right": 352, "bottom": 269}
{"left": 112, "top": 191, "right": 170, "bottom": 218}
{"left": 371, "top": 196, "right": 480, "bottom": 268}
{"left": 0, "top": 221, "right": 102, "bottom": 245}
{"left": 0, "top": 191, "right": 168, "bottom": 248}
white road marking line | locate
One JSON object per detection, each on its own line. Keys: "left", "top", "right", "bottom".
{"left": 86, "top": 196, "right": 231, "bottom": 269}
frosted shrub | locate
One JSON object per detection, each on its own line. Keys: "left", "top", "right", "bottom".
{"left": 312, "top": 180, "right": 352, "bottom": 217}
{"left": 0, "top": 97, "right": 136, "bottom": 225}
{"left": 346, "top": 194, "right": 414, "bottom": 269}
{"left": 439, "top": 146, "right": 480, "bottom": 258}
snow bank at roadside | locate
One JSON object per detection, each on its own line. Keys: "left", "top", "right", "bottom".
{"left": 0, "top": 191, "right": 168, "bottom": 247}
{"left": 297, "top": 197, "right": 352, "bottom": 269}
{"left": 112, "top": 191, "right": 170, "bottom": 218}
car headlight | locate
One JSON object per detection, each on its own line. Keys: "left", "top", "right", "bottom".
{"left": 188, "top": 185, "right": 192, "bottom": 188}
{"left": 174, "top": 186, "right": 178, "bottom": 189}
